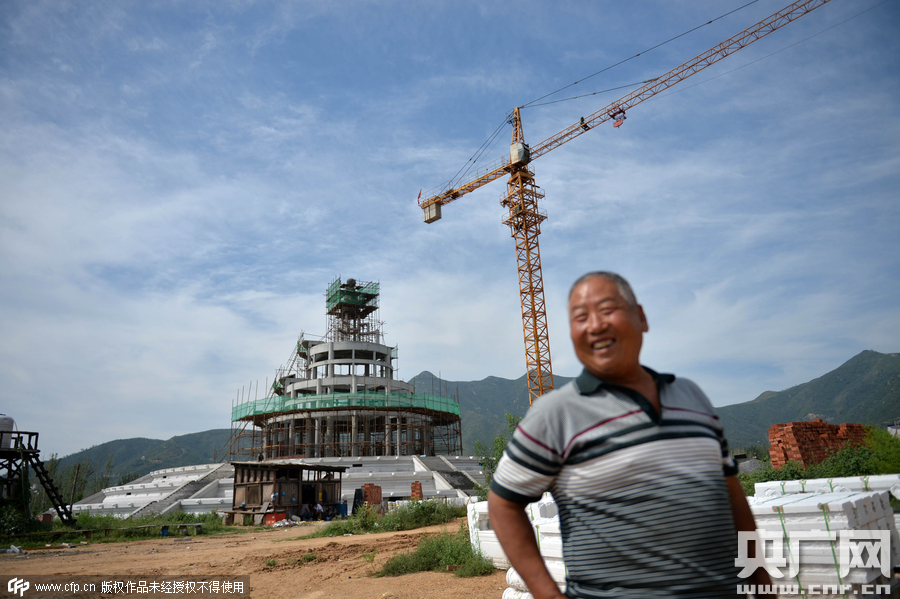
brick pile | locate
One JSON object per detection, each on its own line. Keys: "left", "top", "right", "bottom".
{"left": 768, "top": 419, "right": 867, "bottom": 469}
{"left": 411, "top": 481, "right": 423, "bottom": 501}
{"left": 362, "top": 483, "right": 382, "bottom": 506}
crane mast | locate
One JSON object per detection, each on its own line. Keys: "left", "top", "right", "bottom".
{"left": 420, "top": 0, "right": 832, "bottom": 405}
{"left": 502, "top": 108, "right": 552, "bottom": 406}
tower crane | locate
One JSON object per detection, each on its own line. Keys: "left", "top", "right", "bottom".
{"left": 419, "top": 0, "right": 832, "bottom": 405}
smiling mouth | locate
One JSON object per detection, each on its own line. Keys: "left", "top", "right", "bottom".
{"left": 593, "top": 339, "right": 614, "bottom": 350}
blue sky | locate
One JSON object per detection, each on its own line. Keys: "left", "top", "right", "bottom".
{"left": 2, "top": 1, "right": 898, "bottom": 457}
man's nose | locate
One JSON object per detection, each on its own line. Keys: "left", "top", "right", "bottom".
{"left": 586, "top": 311, "right": 607, "bottom": 331}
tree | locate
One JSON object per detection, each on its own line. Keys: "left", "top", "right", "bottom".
{"left": 472, "top": 413, "right": 522, "bottom": 501}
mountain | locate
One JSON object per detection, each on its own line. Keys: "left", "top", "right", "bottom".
{"left": 409, "top": 371, "right": 574, "bottom": 454}
{"left": 56, "top": 429, "right": 232, "bottom": 479}
{"left": 717, "top": 350, "right": 900, "bottom": 449}
{"left": 52, "top": 351, "right": 899, "bottom": 473}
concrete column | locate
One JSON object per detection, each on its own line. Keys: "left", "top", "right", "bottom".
{"left": 314, "top": 418, "right": 322, "bottom": 458}
{"left": 384, "top": 421, "right": 391, "bottom": 456}
{"left": 316, "top": 379, "right": 322, "bottom": 395}
{"left": 351, "top": 414, "right": 359, "bottom": 457}
{"left": 288, "top": 419, "right": 295, "bottom": 456}
{"left": 364, "top": 415, "right": 371, "bottom": 457}
{"left": 396, "top": 419, "right": 402, "bottom": 456}
{"left": 325, "top": 417, "right": 334, "bottom": 457}
{"left": 304, "top": 418, "right": 312, "bottom": 457}
{"left": 328, "top": 344, "right": 334, "bottom": 378}
{"left": 351, "top": 374, "right": 357, "bottom": 394}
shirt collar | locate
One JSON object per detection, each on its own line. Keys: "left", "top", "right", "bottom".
{"left": 575, "top": 366, "right": 675, "bottom": 395}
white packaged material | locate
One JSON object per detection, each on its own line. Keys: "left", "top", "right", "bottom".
{"left": 501, "top": 588, "right": 533, "bottom": 599}
{"left": 755, "top": 474, "right": 900, "bottom": 498}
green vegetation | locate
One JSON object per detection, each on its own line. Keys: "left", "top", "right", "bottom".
{"left": 732, "top": 444, "right": 770, "bottom": 461}
{"left": 0, "top": 505, "right": 41, "bottom": 536}
{"left": 301, "top": 552, "right": 317, "bottom": 563}
{"left": 472, "top": 413, "right": 522, "bottom": 501}
{"left": 0, "top": 511, "right": 241, "bottom": 548}
{"left": 52, "top": 429, "right": 232, "bottom": 483}
{"left": 29, "top": 454, "right": 118, "bottom": 516}
{"left": 376, "top": 523, "right": 494, "bottom": 578}
{"left": 738, "top": 426, "right": 900, "bottom": 496}
{"left": 303, "top": 500, "right": 466, "bottom": 538}
{"left": 264, "top": 558, "right": 277, "bottom": 567}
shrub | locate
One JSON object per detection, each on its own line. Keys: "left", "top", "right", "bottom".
{"left": 376, "top": 524, "right": 493, "bottom": 578}
{"left": 738, "top": 426, "right": 900, "bottom": 496}
{"left": 304, "top": 500, "right": 465, "bottom": 539}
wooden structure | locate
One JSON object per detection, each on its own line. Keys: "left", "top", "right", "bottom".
{"left": 230, "top": 461, "right": 346, "bottom": 520}
{"left": 0, "top": 430, "right": 74, "bottom": 524}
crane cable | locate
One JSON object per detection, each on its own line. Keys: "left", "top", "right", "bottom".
{"left": 524, "top": 79, "right": 658, "bottom": 109}
{"left": 651, "top": 0, "right": 894, "bottom": 103}
{"left": 449, "top": 0, "right": 763, "bottom": 184}
{"left": 520, "top": 0, "right": 762, "bottom": 110}
{"left": 448, "top": 117, "right": 510, "bottom": 190}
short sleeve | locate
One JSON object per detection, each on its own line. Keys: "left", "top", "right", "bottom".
{"left": 677, "top": 378, "right": 738, "bottom": 477}
{"left": 490, "top": 393, "right": 567, "bottom": 503}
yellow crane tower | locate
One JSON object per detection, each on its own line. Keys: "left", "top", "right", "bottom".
{"left": 419, "top": 0, "right": 832, "bottom": 405}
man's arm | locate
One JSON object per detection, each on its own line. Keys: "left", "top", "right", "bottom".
{"left": 727, "top": 475, "right": 775, "bottom": 597}
{"left": 488, "top": 490, "right": 565, "bottom": 599}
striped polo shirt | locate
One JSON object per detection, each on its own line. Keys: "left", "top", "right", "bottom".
{"left": 491, "top": 367, "right": 742, "bottom": 598}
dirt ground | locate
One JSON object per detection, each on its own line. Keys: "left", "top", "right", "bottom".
{"left": 0, "top": 519, "right": 508, "bottom": 599}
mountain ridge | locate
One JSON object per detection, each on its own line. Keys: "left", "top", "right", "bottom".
{"left": 54, "top": 350, "right": 899, "bottom": 477}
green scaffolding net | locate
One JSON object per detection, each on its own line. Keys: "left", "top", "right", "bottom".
{"left": 232, "top": 391, "right": 459, "bottom": 421}
{"left": 325, "top": 279, "right": 379, "bottom": 313}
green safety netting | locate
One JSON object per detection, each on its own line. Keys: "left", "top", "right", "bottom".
{"left": 232, "top": 391, "right": 459, "bottom": 421}
{"left": 325, "top": 280, "right": 379, "bottom": 312}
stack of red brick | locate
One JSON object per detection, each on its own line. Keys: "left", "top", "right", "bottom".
{"left": 768, "top": 419, "right": 866, "bottom": 469}
{"left": 411, "top": 481, "right": 423, "bottom": 501}
{"left": 362, "top": 483, "right": 382, "bottom": 506}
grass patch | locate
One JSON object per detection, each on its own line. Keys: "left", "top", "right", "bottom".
{"left": 739, "top": 426, "right": 900, "bottom": 496}
{"left": 1, "top": 511, "right": 244, "bottom": 548}
{"left": 376, "top": 524, "right": 494, "bottom": 578}
{"left": 264, "top": 558, "right": 277, "bottom": 567}
{"left": 303, "top": 500, "right": 466, "bottom": 538}
{"left": 302, "top": 552, "right": 317, "bottom": 563}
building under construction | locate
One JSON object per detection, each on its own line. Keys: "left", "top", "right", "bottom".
{"left": 227, "top": 277, "right": 462, "bottom": 460}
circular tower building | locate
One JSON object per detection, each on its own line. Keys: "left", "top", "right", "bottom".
{"left": 229, "top": 277, "right": 462, "bottom": 459}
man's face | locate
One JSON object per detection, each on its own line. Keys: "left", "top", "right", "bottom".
{"left": 568, "top": 276, "right": 648, "bottom": 383}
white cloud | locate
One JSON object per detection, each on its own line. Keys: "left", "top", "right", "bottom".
{"left": 1, "top": 0, "right": 897, "bottom": 456}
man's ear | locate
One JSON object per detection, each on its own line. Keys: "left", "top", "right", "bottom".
{"left": 637, "top": 305, "right": 649, "bottom": 333}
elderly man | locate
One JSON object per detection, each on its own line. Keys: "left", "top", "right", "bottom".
{"left": 488, "top": 272, "right": 771, "bottom": 598}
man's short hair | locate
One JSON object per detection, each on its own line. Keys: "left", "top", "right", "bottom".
{"left": 568, "top": 271, "right": 638, "bottom": 309}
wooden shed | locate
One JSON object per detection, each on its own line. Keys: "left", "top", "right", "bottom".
{"left": 230, "top": 461, "right": 346, "bottom": 520}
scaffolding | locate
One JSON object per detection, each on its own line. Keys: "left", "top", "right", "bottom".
{"left": 223, "top": 277, "right": 463, "bottom": 462}
{"left": 326, "top": 276, "right": 382, "bottom": 343}
{"left": 228, "top": 392, "right": 462, "bottom": 460}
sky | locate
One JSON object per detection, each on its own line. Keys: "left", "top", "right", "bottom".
{"left": 1, "top": 0, "right": 898, "bottom": 458}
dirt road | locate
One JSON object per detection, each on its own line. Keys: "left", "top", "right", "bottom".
{"left": 0, "top": 520, "right": 508, "bottom": 599}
